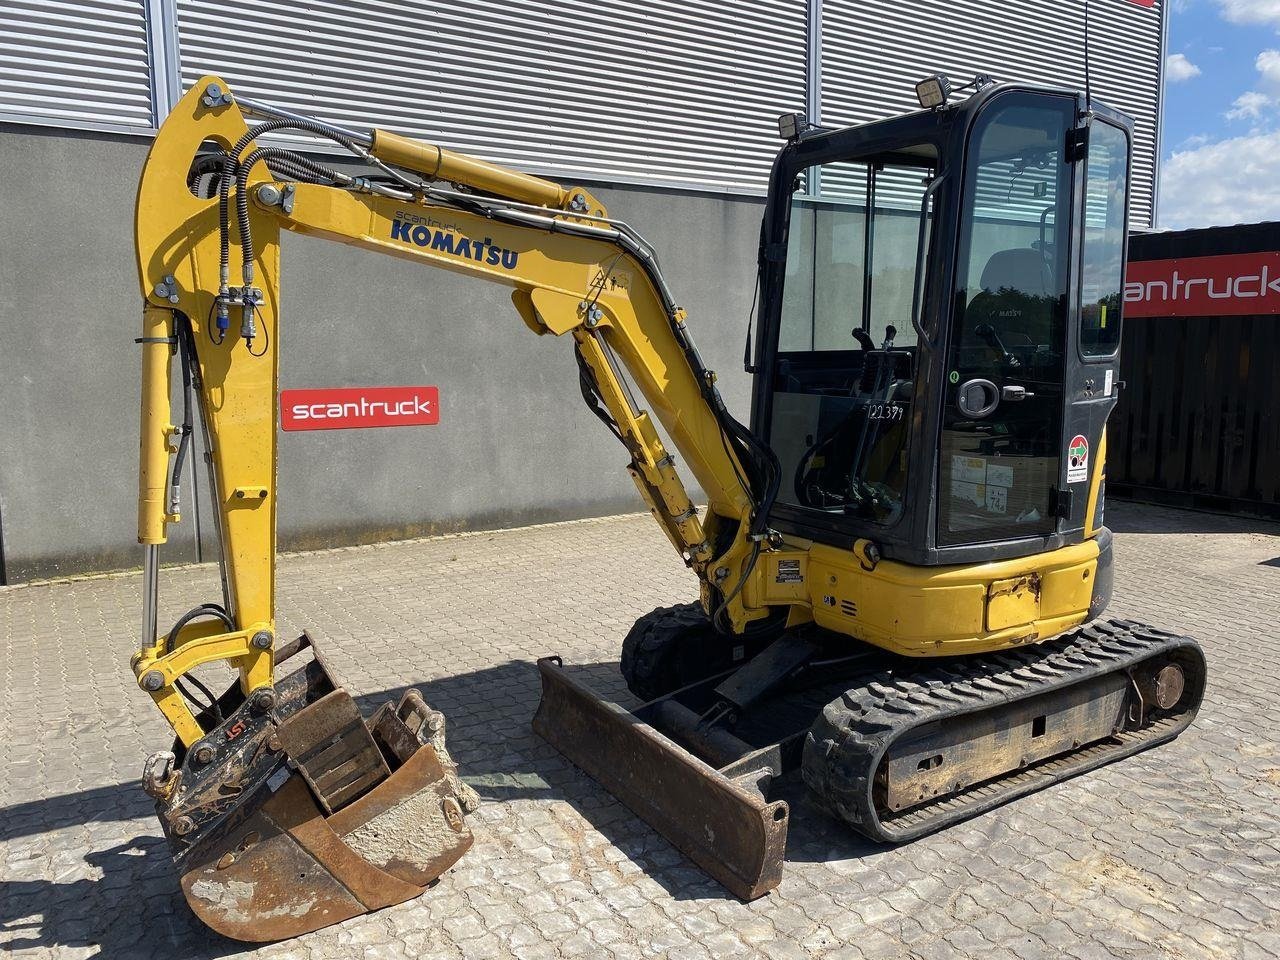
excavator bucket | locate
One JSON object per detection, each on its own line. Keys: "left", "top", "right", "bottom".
{"left": 143, "top": 633, "right": 478, "bottom": 941}
{"left": 532, "top": 657, "right": 788, "bottom": 900}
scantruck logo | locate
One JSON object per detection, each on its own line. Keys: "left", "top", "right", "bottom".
{"left": 280, "top": 386, "right": 439, "bottom": 431}
{"left": 1124, "top": 252, "right": 1280, "bottom": 318}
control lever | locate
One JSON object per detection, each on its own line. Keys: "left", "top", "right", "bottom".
{"left": 975, "top": 323, "right": 1019, "bottom": 366}
{"left": 851, "top": 328, "right": 875, "bottom": 351}
{"left": 1002, "top": 384, "right": 1034, "bottom": 401}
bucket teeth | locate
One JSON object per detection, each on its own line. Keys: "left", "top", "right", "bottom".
{"left": 153, "top": 632, "right": 474, "bottom": 941}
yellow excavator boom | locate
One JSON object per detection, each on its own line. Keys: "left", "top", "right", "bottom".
{"left": 132, "top": 75, "right": 780, "bottom": 939}
{"left": 134, "top": 77, "right": 771, "bottom": 746}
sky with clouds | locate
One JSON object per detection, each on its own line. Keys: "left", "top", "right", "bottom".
{"left": 1160, "top": 0, "right": 1280, "bottom": 228}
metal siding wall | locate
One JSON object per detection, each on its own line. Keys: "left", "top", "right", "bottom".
{"left": 174, "top": 0, "right": 807, "bottom": 192}
{"left": 0, "top": 0, "right": 154, "bottom": 129}
{"left": 820, "top": 0, "right": 1162, "bottom": 227}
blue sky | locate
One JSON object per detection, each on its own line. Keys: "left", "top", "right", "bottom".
{"left": 1159, "top": 0, "right": 1280, "bottom": 227}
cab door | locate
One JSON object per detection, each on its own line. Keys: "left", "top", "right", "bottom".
{"left": 937, "top": 93, "right": 1076, "bottom": 546}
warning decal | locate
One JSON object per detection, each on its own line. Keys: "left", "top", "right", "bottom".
{"left": 1067, "top": 434, "right": 1089, "bottom": 484}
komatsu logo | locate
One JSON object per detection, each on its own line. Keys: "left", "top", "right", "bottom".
{"left": 389, "top": 210, "right": 519, "bottom": 269}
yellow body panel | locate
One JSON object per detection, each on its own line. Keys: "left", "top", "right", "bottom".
{"left": 1086, "top": 428, "right": 1108, "bottom": 535}
{"left": 801, "top": 539, "right": 1099, "bottom": 656}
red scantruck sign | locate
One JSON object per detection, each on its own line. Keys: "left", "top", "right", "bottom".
{"left": 280, "top": 386, "right": 439, "bottom": 431}
{"left": 1124, "top": 252, "right": 1280, "bottom": 318}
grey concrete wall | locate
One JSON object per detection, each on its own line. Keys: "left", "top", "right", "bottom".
{"left": 0, "top": 125, "right": 762, "bottom": 582}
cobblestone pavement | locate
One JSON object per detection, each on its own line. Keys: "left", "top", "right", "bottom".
{"left": 2, "top": 501, "right": 1278, "bottom": 960}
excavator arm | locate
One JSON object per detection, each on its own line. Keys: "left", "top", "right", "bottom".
{"left": 135, "top": 76, "right": 775, "bottom": 747}
{"left": 132, "top": 76, "right": 781, "bottom": 937}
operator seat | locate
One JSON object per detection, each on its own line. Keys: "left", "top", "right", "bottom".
{"left": 964, "top": 246, "right": 1057, "bottom": 357}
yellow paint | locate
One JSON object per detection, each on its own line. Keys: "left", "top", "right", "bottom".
{"left": 370, "top": 128, "right": 576, "bottom": 209}
{"left": 137, "top": 303, "right": 177, "bottom": 544}
{"left": 986, "top": 575, "right": 1041, "bottom": 632}
{"left": 805, "top": 539, "right": 1099, "bottom": 656}
{"left": 1085, "top": 428, "right": 1107, "bottom": 536}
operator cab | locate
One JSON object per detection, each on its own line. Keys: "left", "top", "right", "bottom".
{"left": 752, "top": 81, "right": 1130, "bottom": 566}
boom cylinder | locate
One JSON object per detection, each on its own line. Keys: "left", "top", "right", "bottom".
{"left": 370, "top": 129, "right": 568, "bottom": 207}
{"left": 138, "top": 303, "right": 176, "bottom": 546}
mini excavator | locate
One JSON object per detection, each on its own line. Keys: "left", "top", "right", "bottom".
{"left": 133, "top": 75, "right": 1205, "bottom": 940}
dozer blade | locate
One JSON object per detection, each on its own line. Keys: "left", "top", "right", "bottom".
{"left": 532, "top": 656, "right": 788, "bottom": 900}
{"left": 143, "top": 633, "right": 478, "bottom": 941}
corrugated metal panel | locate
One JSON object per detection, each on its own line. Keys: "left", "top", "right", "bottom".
{"left": 0, "top": 0, "right": 154, "bottom": 129}
{"left": 175, "top": 0, "right": 808, "bottom": 192}
{"left": 820, "top": 0, "right": 1162, "bottom": 227}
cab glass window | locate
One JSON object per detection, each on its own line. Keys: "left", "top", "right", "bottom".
{"left": 938, "top": 94, "right": 1074, "bottom": 545}
{"left": 770, "top": 149, "right": 938, "bottom": 525}
{"left": 1079, "top": 122, "right": 1128, "bottom": 357}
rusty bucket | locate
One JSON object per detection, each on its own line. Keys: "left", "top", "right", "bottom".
{"left": 143, "top": 633, "right": 477, "bottom": 941}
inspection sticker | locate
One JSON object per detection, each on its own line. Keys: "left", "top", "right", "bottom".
{"left": 985, "top": 463, "right": 1014, "bottom": 490}
{"left": 1067, "top": 434, "right": 1090, "bottom": 483}
{"left": 952, "top": 456, "right": 987, "bottom": 485}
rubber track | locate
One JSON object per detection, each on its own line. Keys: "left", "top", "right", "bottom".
{"left": 620, "top": 603, "right": 713, "bottom": 702}
{"left": 801, "top": 618, "right": 1206, "bottom": 842}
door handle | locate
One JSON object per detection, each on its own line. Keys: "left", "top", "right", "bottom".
{"left": 956, "top": 378, "right": 1000, "bottom": 418}
{"left": 1002, "top": 385, "right": 1035, "bottom": 401}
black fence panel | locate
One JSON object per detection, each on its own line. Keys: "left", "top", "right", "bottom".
{"left": 1111, "top": 222, "right": 1280, "bottom": 518}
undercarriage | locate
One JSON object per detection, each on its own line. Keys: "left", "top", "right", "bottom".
{"left": 536, "top": 611, "right": 1205, "bottom": 899}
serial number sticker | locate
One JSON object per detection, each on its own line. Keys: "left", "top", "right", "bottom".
{"left": 776, "top": 559, "right": 803, "bottom": 584}
{"left": 868, "top": 401, "right": 905, "bottom": 421}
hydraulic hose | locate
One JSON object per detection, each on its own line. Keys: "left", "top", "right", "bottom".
{"left": 168, "top": 317, "right": 195, "bottom": 516}
{"left": 218, "top": 117, "right": 398, "bottom": 294}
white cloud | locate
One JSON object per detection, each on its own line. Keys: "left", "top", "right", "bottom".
{"left": 1222, "top": 51, "right": 1280, "bottom": 123}
{"left": 1226, "top": 90, "right": 1272, "bottom": 118}
{"left": 1216, "top": 0, "right": 1280, "bottom": 28}
{"left": 1160, "top": 130, "right": 1280, "bottom": 227}
{"left": 1258, "top": 48, "right": 1280, "bottom": 90}
{"left": 1166, "top": 53, "right": 1202, "bottom": 82}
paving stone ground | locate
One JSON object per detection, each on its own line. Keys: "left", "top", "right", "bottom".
{"left": 1, "top": 500, "right": 1278, "bottom": 959}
